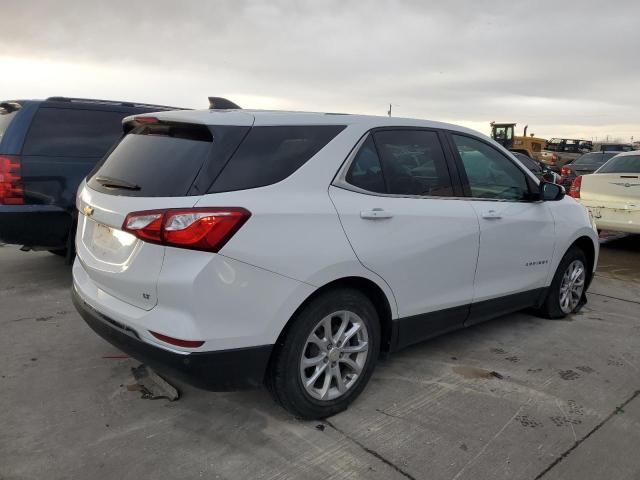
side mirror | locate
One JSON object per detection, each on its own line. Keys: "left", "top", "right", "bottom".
{"left": 540, "top": 181, "right": 565, "bottom": 201}
{"left": 542, "top": 172, "right": 556, "bottom": 183}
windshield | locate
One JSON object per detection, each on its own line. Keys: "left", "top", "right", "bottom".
{"left": 598, "top": 154, "right": 640, "bottom": 174}
{"left": 573, "top": 152, "right": 616, "bottom": 166}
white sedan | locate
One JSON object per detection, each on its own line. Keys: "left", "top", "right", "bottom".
{"left": 570, "top": 150, "right": 640, "bottom": 234}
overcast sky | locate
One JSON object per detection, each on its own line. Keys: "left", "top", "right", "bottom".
{"left": 2, "top": 0, "right": 638, "bottom": 140}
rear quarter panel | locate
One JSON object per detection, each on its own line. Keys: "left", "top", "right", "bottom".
{"left": 197, "top": 124, "right": 399, "bottom": 319}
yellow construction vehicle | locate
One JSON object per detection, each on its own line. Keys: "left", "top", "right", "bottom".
{"left": 490, "top": 122, "right": 547, "bottom": 161}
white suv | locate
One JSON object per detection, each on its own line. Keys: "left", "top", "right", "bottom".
{"left": 72, "top": 108, "right": 599, "bottom": 418}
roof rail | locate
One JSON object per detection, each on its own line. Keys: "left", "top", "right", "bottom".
{"left": 208, "top": 97, "right": 241, "bottom": 110}
{"left": 45, "top": 96, "right": 182, "bottom": 110}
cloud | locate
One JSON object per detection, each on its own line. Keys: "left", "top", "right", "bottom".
{"left": 1, "top": 0, "right": 638, "bottom": 138}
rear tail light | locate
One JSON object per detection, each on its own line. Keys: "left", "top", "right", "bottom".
{"left": 569, "top": 176, "right": 582, "bottom": 198}
{"left": 123, "top": 207, "right": 250, "bottom": 252}
{"left": 560, "top": 166, "right": 571, "bottom": 178}
{"left": 0, "top": 155, "right": 24, "bottom": 205}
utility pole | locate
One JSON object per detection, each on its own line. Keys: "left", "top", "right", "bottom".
{"left": 387, "top": 104, "right": 392, "bottom": 117}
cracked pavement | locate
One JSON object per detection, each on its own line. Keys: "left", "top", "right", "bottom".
{"left": 1, "top": 234, "right": 639, "bottom": 479}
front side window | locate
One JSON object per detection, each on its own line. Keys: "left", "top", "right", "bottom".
{"left": 452, "top": 134, "right": 530, "bottom": 201}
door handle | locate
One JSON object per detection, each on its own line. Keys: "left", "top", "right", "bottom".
{"left": 482, "top": 209, "right": 502, "bottom": 220}
{"left": 360, "top": 208, "right": 393, "bottom": 220}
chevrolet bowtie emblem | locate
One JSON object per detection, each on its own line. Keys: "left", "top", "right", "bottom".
{"left": 82, "top": 205, "right": 94, "bottom": 216}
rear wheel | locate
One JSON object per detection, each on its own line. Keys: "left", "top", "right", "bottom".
{"left": 538, "top": 247, "right": 587, "bottom": 319}
{"left": 266, "top": 288, "right": 380, "bottom": 419}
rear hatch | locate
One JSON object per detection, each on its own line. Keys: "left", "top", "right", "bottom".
{"left": 77, "top": 112, "right": 253, "bottom": 309}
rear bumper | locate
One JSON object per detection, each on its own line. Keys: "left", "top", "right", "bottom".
{"left": 72, "top": 287, "right": 273, "bottom": 391}
{"left": 582, "top": 204, "right": 640, "bottom": 234}
{"left": 0, "top": 205, "right": 71, "bottom": 248}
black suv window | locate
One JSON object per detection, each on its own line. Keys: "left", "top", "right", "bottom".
{"left": 345, "top": 136, "right": 386, "bottom": 193}
{"left": 452, "top": 134, "right": 530, "bottom": 201}
{"left": 210, "top": 125, "right": 345, "bottom": 193}
{"left": 23, "top": 107, "right": 126, "bottom": 157}
{"left": 373, "top": 130, "right": 453, "bottom": 196}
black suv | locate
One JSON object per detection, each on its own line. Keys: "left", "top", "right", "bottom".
{"left": 0, "top": 97, "right": 181, "bottom": 259}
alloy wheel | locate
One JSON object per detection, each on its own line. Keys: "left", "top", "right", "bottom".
{"left": 559, "top": 259, "right": 586, "bottom": 314}
{"left": 299, "top": 310, "right": 369, "bottom": 401}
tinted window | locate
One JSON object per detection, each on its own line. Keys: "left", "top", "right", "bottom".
{"left": 372, "top": 130, "right": 453, "bottom": 196}
{"left": 598, "top": 155, "right": 640, "bottom": 174}
{"left": 210, "top": 125, "right": 345, "bottom": 193}
{"left": 345, "top": 136, "right": 386, "bottom": 193}
{"left": 23, "top": 107, "right": 126, "bottom": 157}
{"left": 574, "top": 152, "right": 616, "bottom": 166}
{"left": 88, "top": 122, "right": 219, "bottom": 197}
{"left": 453, "top": 134, "right": 530, "bottom": 201}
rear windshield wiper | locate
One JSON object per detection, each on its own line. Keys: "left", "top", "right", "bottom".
{"left": 94, "top": 176, "right": 141, "bottom": 191}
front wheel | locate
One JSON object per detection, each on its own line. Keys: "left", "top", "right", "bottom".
{"left": 266, "top": 288, "right": 380, "bottom": 419}
{"left": 537, "top": 247, "right": 588, "bottom": 319}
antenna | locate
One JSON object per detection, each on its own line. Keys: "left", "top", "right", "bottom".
{"left": 387, "top": 104, "right": 392, "bottom": 117}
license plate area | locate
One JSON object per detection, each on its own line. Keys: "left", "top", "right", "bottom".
{"left": 85, "top": 218, "right": 138, "bottom": 265}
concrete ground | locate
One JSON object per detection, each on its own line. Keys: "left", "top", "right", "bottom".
{"left": 1, "top": 236, "right": 639, "bottom": 480}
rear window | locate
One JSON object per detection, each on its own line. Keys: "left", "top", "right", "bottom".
{"left": 598, "top": 155, "right": 640, "bottom": 174}
{"left": 23, "top": 107, "right": 126, "bottom": 157}
{"left": 88, "top": 122, "right": 221, "bottom": 197}
{"left": 209, "top": 125, "right": 345, "bottom": 193}
{"left": 574, "top": 152, "right": 615, "bottom": 166}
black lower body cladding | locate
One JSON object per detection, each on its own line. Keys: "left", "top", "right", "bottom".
{"left": 72, "top": 288, "right": 273, "bottom": 391}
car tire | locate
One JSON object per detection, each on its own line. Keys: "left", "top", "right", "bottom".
{"left": 266, "top": 288, "right": 380, "bottom": 419}
{"left": 537, "top": 247, "right": 588, "bottom": 319}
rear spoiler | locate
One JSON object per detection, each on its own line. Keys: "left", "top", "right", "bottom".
{"left": 208, "top": 97, "right": 241, "bottom": 110}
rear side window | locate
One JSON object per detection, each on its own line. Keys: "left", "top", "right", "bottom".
{"left": 373, "top": 130, "right": 453, "bottom": 196}
{"left": 345, "top": 136, "right": 386, "bottom": 193}
{"left": 210, "top": 125, "right": 345, "bottom": 193}
{"left": 88, "top": 122, "right": 222, "bottom": 197}
{"left": 23, "top": 107, "right": 126, "bottom": 157}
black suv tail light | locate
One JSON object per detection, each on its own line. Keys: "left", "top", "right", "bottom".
{"left": 0, "top": 155, "right": 24, "bottom": 205}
